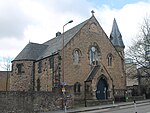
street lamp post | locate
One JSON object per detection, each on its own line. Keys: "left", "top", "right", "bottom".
{"left": 62, "top": 20, "right": 73, "bottom": 112}
{"left": 62, "top": 20, "right": 73, "bottom": 82}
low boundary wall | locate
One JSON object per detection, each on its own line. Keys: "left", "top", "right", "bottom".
{"left": 0, "top": 91, "right": 73, "bottom": 113}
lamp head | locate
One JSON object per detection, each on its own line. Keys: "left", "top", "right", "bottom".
{"left": 68, "top": 20, "right": 73, "bottom": 23}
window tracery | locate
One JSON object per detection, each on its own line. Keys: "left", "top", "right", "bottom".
{"left": 89, "top": 44, "right": 100, "bottom": 65}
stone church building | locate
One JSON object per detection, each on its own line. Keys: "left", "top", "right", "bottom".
{"left": 10, "top": 13, "right": 126, "bottom": 100}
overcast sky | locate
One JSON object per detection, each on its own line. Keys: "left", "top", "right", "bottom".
{"left": 0, "top": 0, "right": 150, "bottom": 70}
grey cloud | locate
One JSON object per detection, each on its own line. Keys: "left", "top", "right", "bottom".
{"left": 0, "top": 0, "right": 33, "bottom": 39}
{"left": 0, "top": 0, "right": 93, "bottom": 39}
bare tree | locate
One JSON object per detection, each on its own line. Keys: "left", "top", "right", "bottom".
{"left": 0, "top": 57, "right": 11, "bottom": 70}
{"left": 126, "top": 16, "right": 150, "bottom": 70}
{"left": 126, "top": 16, "right": 150, "bottom": 97}
{"left": 0, "top": 57, "right": 11, "bottom": 91}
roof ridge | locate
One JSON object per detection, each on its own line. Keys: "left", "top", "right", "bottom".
{"left": 29, "top": 42, "right": 48, "bottom": 46}
{"left": 43, "top": 17, "right": 90, "bottom": 45}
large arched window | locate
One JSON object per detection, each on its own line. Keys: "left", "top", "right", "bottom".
{"left": 73, "top": 49, "right": 82, "bottom": 64}
{"left": 89, "top": 45, "right": 100, "bottom": 65}
{"left": 107, "top": 53, "right": 113, "bottom": 66}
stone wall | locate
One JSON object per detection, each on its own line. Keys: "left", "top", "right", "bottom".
{"left": 0, "top": 71, "right": 10, "bottom": 91}
{"left": 34, "top": 53, "right": 61, "bottom": 91}
{"left": 10, "top": 61, "right": 34, "bottom": 91}
{"left": 0, "top": 91, "right": 73, "bottom": 113}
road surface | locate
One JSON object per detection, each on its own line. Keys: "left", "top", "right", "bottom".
{"left": 79, "top": 103, "right": 150, "bottom": 113}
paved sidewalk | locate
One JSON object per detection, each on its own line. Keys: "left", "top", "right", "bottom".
{"left": 42, "top": 99, "right": 150, "bottom": 113}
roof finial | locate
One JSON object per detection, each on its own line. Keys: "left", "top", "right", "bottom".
{"left": 91, "top": 10, "right": 95, "bottom": 16}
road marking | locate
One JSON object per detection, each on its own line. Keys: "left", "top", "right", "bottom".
{"left": 80, "top": 108, "right": 110, "bottom": 113}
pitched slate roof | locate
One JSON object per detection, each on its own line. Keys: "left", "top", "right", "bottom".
{"left": 14, "top": 17, "right": 89, "bottom": 61}
{"left": 14, "top": 42, "right": 48, "bottom": 61}
{"left": 86, "top": 65, "right": 100, "bottom": 81}
{"left": 14, "top": 16, "right": 124, "bottom": 61}
{"left": 110, "top": 18, "right": 125, "bottom": 48}
{"left": 37, "top": 19, "right": 89, "bottom": 60}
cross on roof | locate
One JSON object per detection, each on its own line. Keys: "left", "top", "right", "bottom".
{"left": 91, "top": 10, "right": 95, "bottom": 16}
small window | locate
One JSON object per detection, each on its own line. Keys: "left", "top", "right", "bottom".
{"left": 38, "top": 61, "right": 42, "bottom": 73}
{"left": 37, "top": 78, "right": 41, "bottom": 91}
{"left": 107, "top": 53, "right": 113, "bottom": 66}
{"left": 16, "top": 63, "right": 24, "bottom": 74}
{"left": 49, "top": 56, "right": 54, "bottom": 68}
{"left": 74, "top": 82, "right": 81, "bottom": 93}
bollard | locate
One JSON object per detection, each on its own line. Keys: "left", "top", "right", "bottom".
{"left": 126, "top": 96, "right": 128, "bottom": 102}
{"left": 113, "top": 100, "right": 115, "bottom": 106}
{"left": 134, "top": 100, "right": 137, "bottom": 113}
{"left": 64, "top": 97, "right": 67, "bottom": 112}
{"left": 64, "top": 105, "right": 67, "bottom": 112}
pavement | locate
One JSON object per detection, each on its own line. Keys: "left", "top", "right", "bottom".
{"left": 42, "top": 99, "right": 150, "bottom": 113}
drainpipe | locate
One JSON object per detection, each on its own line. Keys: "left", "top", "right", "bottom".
{"left": 84, "top": 81, "right": 87, "bottom": 107}
{"left": 32, "top": 61, "right": 35, "bottom": 91}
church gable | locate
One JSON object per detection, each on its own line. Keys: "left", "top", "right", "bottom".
{"left": 66, "top": 15, "right": 122, "bottom": 64}
{"left": 64, "top": 15, "right": 124, "bottom": 80}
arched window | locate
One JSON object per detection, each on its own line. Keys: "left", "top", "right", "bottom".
{"left": 107, "top": 53, "right": 113, "bottom": 66}
{"left": 89, "top": 46, "right": 99, "bottom": 65}
{"left": 74, "top": 82, "right": 81, "bottom": 93}
{"left": 73, "top": 49, "right": 81, "bottom": 64}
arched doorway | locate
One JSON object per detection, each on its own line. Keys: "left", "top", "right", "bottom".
{"left": 96, "top": 76, "right": 108, "bottom": 100}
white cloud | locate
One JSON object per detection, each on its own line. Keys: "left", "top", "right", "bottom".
{"left": 21, "top": 0, "right": 92, "bottom": 43}
{"left": 0, "top": 0, "right": 92, "bottom": 65}
{"left": 0, "top": 0, "right": 150, "bottom": 71}
{"left": 0, "top": 0, "right": 33, "bottom": 39}
{"left": 95, "top": 1, "right": 150, "bottom": 49}
{"left": 0, "top": 38, "right": 28, "bottom": 58}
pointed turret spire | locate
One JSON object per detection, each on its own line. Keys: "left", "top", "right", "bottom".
{"left": 110, "top": 18, "right": 125, "bottom": 48}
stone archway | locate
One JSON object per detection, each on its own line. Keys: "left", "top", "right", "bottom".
{"left": 96, "top": 76, "right": 108, "bottom": 100}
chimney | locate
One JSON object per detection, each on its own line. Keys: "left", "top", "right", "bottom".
{"left": 56, "top": 32, "right": 61, "bottom": 37}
